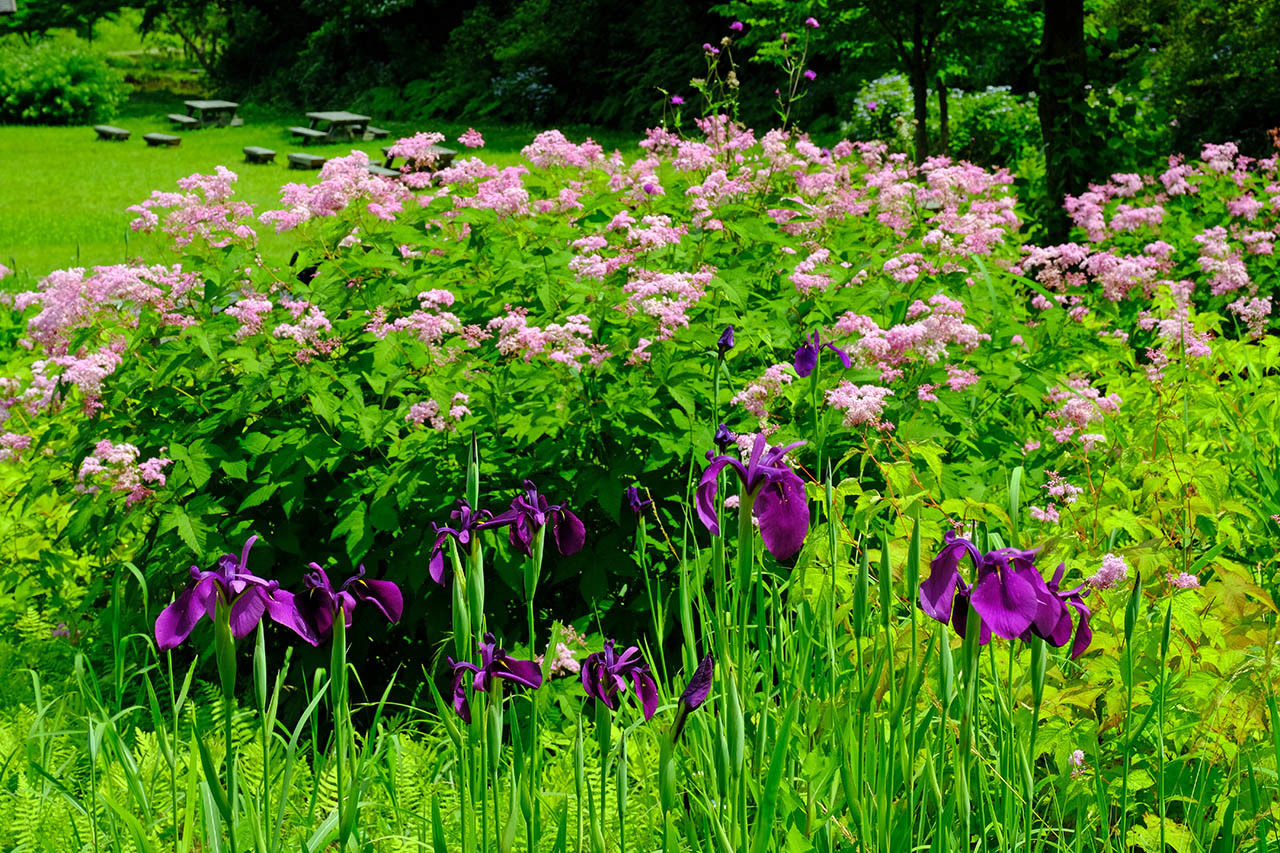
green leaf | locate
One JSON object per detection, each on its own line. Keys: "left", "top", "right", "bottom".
{"left": 162, "top": 506, "right": 206, "bottom": 555}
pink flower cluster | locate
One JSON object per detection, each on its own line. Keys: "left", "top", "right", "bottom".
{"left": 405, "top": 392, "right": 471, "bottom": 431}
{"left": 0, "top": 432, "right": 33, "bottom": 463}
{"left": 1043, "top": 377, "right": 1121, "bottom": 441}
{"left": 621, "top": 268, "right": 714, "bottom": 340}
{"left": 15, "top": 264, "right": 201, "bottom": 352}
{"left": 521, "top": 130, "right": 606, "bottom": 169}
{"left": 730, "top": 363, "right": 794, "bottom": 429}
{"left": 76, "top": 439, "right": 172, "bottom": 506}
{"left": 487, "top": 306, "right": 608, "bottom": 367}
{"left": 128, "top": 166, "right": 257, "bottom": 249}
{"left": 260, "top": 151, "right": 408, "bottom": 232}
{"left": 1089, "top": 553, "right": 1129, "bottom": 589}
{"left": 1166, "top": 571, "right": 1201, "bottom": 589}
{"left": 1029, "top": 471, "right": 1082, "bottom": 525}
{"left": 825, "top": 382, "right": 895, "bottom": 430}
{"left": 457, "top": 128, "right": 485, "bottom": 149}
{"left": 273, "top": 299, "right": 339, "bottom": 362}
{"left": 833, "top": 293, "right": 988, "bottom": 384}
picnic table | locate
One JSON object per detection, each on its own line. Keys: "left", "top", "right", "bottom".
{"left": 305, "top": 111, "right": 371, "bottom": 142}
{"left": 170, "top": 100, "right": 241, "bottom": 129}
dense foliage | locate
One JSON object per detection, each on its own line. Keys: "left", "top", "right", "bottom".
{"left": 0, "top": 40, "right": 129, "bottom": 124}
{"left": 0, "top": 108, "right": 1278, "bottom": 849}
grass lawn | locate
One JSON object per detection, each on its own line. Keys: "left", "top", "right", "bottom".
{"left": 0, "top": 99, "right": 637, "bottom": 278}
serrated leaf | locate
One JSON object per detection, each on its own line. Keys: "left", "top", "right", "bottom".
{"left": 164, "top": 506, "right": 206, "bottom": 556}
{"left": 237, "top": 482, "right": 280, "bottom": 512}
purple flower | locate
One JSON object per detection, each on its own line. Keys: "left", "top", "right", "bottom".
{"left": 642, "top": 182, "right": 658, "bottom": 195}
{"left": 625, "top": 485, "right": 653, "bottom": 514}
{"left": 729, "top": 21, "right": 744, "bottom": 32}
{"left": 866, "top": 100, "right": 879, "bottom": 112}
{"left": 671, "top": 652, "right": 714, "bottom": 741}
{"left": 717, "top": 325, "right": 735, "bottom": 356}
{"left": 155, "top": 535, "right": 315, "bottom": 650}
{"left": 428, "top": 499, "right": 493, "bottom": 586}
{"left": 671, "top": 95, "right": 685, "bottom": 106}
{"left": 449, "top": 633, "right": 543, "bottom": 723}
{"left": 804, "top": 16, "right": 820, "bottom": 28}
{"left": 702, "top": 43, "right": 720, "bottom": 56}
{"left": 696, "top": 433, "right": 810, "bottom": 560}
{"left": 793, "top": 330, "right": 852, "bottom": 378}
{"left": 803, "top": 69, "right": 817, "bottom": 82}
{"left": 294, "top": 563, "right": 403, "bottom": 643}
{"left": 485, "top": 480, "right": 586, "bottom": 558}
{"left": 919, "top": 532, "right": 1055, "bottom": 643}
{"left": 581, "top": 640, "right": 659, "bottom": 720}
{"left": 1019, "top": 563, "right": 1093, "bottom": 658}
{"left": 713, "top": 422, "right": 737, "bottom": 451}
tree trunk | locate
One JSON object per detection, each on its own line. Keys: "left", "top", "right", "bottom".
{"left": 910, "top": 0, "right": 930, "bottom": 165}
{"left": 938, "top": 77, "right": 949, "bottom": 156}
{"left": 1039, "top": 0, "right": 1089, "bottom": 240}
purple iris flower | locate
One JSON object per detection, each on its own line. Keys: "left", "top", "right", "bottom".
{"left": 793, "top": 330, "right": 852, "bottom": 378}
{"left": 717, "top": 325, "right": 735, "bottom": 357}
{"left": 294, "top": 564, "right": 403, "bottom": 643}
{"left": 485, "top": 480, "right": 586, "bottom": 558}
{"left": 448, "top": 633, "right": 543, "bottom": 723}
{"left": 919, "top": 532, "right": 1055, "bottom": 643}
{"left": 428, "top": 499, "right": 493, "bottom": 585}
{"left": 581, "top": 640, "right": 659, "bottom": 720}
{"left": 696, "top": 433, "right": 810, "bottom": 560}
{"left": 155, "top": 535, "right": 314, "bottom": 650}
{"left": 625, "top": 485, "right": 652, "bottom": 514}
{"left": 713, "top": 423, "right": 737, "bottom": 451}
{"left": 1019, "top": 563, "right": 1093, "bottom": 658}
{"left": 672, "top": 652, "right": 714, "bottom": 741}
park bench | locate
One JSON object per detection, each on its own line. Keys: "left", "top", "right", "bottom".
{"left": 93, "top": 125, "right": 131, "bottom": 141}
{"left": 243, "top": 146, "right": 277, "bottom": 164}
{"left": 366, "top": 164, "right": 400, "bottom": 177}
{"left": 287, "top": 153, "right": 327, "bottom": 170}
{"left": 143, "top": 133, "right": 181, "bottom": 148}
{"left": 167, "top": 113, "right": 200, "bottom": 129}
{"left": 365, "top": 126, "right": 390, "bottom": 140}
{"left": 289, "top": 126, "right": 330, "bottom": 145}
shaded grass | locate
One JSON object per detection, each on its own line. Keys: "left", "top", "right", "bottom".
{"left": 0, "top": 109, "right": 637, "bottom": 277}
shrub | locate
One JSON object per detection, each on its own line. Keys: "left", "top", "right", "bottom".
{"left": 844, "top": 75, "right": 1040, "bottom": 167}
{"left": 0, "top": 41, "right": 129, "bottom": 125}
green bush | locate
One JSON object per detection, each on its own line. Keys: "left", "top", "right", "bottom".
{"left": 949, "top": 85, "right": 1041, "bottom": 166}
{"left": 0, "top": 41, "right": 129, "bottom": 125}
{"left": 843, "top": 75, "right": 1040, "bottom": 167}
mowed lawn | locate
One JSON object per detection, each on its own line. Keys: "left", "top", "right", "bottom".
{"left": 0, "top": 109, "right": 634, "bottom": 277}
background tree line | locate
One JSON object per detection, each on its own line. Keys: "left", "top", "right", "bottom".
{"left": 4, "top": 0, "right": 1279, "bottom": 229}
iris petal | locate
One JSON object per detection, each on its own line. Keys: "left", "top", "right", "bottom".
{"left": 753, "top": 468, "right": 810, "bottom": 560}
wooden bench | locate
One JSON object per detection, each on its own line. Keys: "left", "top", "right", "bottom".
{"left": 167, "top": 113, "right": 199, "bottom": 129}
{"left": 243, "top": 146, "right": 277, "bottom": 164}
{"left": 93, "top": 125, "right": 130, "bottom": 141}
{"left": 365, "top": 126, "right": 390, "bottom": 140}
{"left": 143, "top": 133, "right": 181, "bottom": 147}
{"left": 366, "top": 164, "right": 400, "bottom": 177}
{"left": 289, "top": 126, "right": 330, "bottom": 145}
{"left": 287, "top": 153, "right": 327, "bottom": 170}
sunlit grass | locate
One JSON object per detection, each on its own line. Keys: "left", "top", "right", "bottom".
{"left": 0, "top": 112, "right": 636, "bottom": 277}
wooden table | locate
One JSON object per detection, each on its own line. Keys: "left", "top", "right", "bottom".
{"left": 183, "top": 99, "right": 241, "bottom": 127}
{"left": 306, "top": 111, "right": 372, "bottom": 142}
